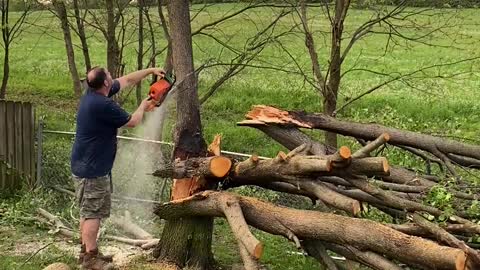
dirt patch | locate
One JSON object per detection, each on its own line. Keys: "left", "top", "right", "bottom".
{"left": 2, "top": 225, "right": 147, "bottom": 268}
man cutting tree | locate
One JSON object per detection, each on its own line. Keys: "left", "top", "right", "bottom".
{"left": 71, "top": 67, "right": 164, "bottom": 269}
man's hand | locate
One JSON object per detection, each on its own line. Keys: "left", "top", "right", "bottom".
{"left": 142, "top": 98, "right": 156, "bottom": 112}
{"left": 125, "top": 98, "right": 151, "bottom": 128}
{"left": 150, "top": 68, "right": 166, "bottom": 78}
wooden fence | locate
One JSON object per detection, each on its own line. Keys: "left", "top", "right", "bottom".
{"left": 0, "top": 100, "right": 36, "bottom": 191}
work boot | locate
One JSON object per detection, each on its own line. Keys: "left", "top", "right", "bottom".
{"left": 79, "top": 244, "right": 113, "bottom": 264}
{"left": 81, "top": 249, "right": 115, "bottom": 270}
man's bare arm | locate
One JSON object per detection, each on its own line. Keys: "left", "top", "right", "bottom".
{"left": 117, "top": 68, "right": 165, "bottom": 90}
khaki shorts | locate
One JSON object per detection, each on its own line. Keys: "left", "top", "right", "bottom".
{"left": 73, "top": 175, "right": 112, "bottom": 219}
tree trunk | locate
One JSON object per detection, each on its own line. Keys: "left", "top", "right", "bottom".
{"left": 53, "top": 0, "right": 82, "bottom": 98}
{"left": 72, "top": 0, "right": 91, "bottom": 73}
{"left": 324, "top": 0, "right": 350, "bottom": 149}
{"left": 158, "top": 0, "right": 173, "bottom": 74}
{"left": 154, "top": 1, "right": 213, "bottom": 269}
{"left": 106, "top": 0, "right": 119, "bottom": 78}
{"left": 136, "top": 0, "right": 144, "bottom": 106}
{"left": 0, "top": 46, "right": 8, "bottom": 99}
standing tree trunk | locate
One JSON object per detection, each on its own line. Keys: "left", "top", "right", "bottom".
{"left": 106, "top": 0, "right": 119, "bottom": 78}
{"left": 53, "top": 0, "right": 82, "bottom": 98}
{"left": 324, "top": 0, "right": 350, "bottom": 149}
{"left": 136, "top": 0, "right": 144, "bottom": 106}
{"left": 0, "top": 46, "right": 8, "bottom": 99}
{"left": 72, "top": 0, "right": 91, "bottom": 73}
{"left": 153, "top": 1, "right": 213, "bottom": 269}
{"left": 158, "top": 0, "right": 173, "bottom": 74}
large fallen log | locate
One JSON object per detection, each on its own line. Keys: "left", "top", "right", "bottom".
{"left": 154, "top": 191, "right": 471, "bottom": 270}
{"left": 239, "top": 105, "right": 480, "bottom": 178}
{"left": 239, "top": 105, "right": 480, "bottom": 162}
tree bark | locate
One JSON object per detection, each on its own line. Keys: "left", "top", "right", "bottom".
{"left": 72, "top": 0, "right": 91, "bottom": 73}
{"left": 53, "top": 0, "right": 82, "bottom": 98}
{"left": 136, "top": 0, "right": 144, "bottom": 106}
{"left": 324, "top": 0, "right": 350, "bottom": 148}
{"left": 106, "top": 0, "right": 119, "bottom": 78}
{"left": 154, "top": 191, "right": 470, "bottom": 270}
{"left": 158, "top": 0, "right": 172, "bottom": 74}
{"left": 0, "top": 46, "right": 8, "bottom": 99}
{"left": 154, "top": 1, "right": 213, "bottom": 269}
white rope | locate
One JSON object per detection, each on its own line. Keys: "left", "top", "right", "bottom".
{"left": 43, "top": 130, "right": 270, "bottom": 160}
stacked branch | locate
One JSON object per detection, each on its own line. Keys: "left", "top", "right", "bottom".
{"left": 239, "top": 105, "right": 480, "bottom": 177}
{"left": 154, "top": 191, "right": 473, "bottom": 270}
{"left": 151, "top": 105, "right": 480, "bottom": 269}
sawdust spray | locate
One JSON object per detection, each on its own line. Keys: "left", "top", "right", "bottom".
{"left": 113, "top": 91, "right": 176, "bottom": 221}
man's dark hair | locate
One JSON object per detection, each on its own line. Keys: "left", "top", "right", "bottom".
{"left": 86, "top": 67, "right": 107, "bottom": 90}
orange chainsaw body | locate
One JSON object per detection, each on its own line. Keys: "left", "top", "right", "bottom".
{"left": 146, "top": 75, "right": 174, "bottom": 111}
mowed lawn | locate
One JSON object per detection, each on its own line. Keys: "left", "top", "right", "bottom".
{"left": 1, "top": 3, "right": 480, "bottom": 270}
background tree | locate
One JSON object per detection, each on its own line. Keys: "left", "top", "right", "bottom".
{"left": 0, "top": 0, "right": 30, "bottom": 99}
{"left": 51, "top": 0, "right": 82, "bottom": 97}
{"left": 278, "top": 0, "right": 475, "bottom": 148}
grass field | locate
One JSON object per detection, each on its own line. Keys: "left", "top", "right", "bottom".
{"left": 1, "top": 3, "right": 480, "bottom": 269}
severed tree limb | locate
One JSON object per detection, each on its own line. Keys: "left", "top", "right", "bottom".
{"left": 298, "top": 181, "right": 361, "bottom": 216}
{"left": 322, "top": 242, "right": 403, "bottom": 270}
{"left": 152, "top": 156, "right": 232, "bottom": 179}
{"left": 448, "top": 154, "right": 480, "bottom": 169}
{"left": 239, "top": 125, "right": 331, "bottom": 155}
{"left": 412, "top": 213, "right": 480, "bottom": 267}
{"left": 238, "top": 122, "right": 436, "bottom": 188}
{"left": 352, "top": 133, "right": 390, "bottom": 158}
{"left": 343, "top": 175, "right": 480, "bottom": 233}
{"left": 37, "top": 208, "right": 159, "bottom": 249}
{"left": 303, "top": 240, "right": 339, "bottom": 270}
{"left": 239, "top": 105, "right": 480, "bottom": 162}
{"left": 219, "top": 196, "right": 263, "bottom": 259}
{"left": 154, "top": 191, "right": 470, "bottom": 270}
{"left": 387, "top": 223, "right": 479, "bottom": 237}
{"left": 238, "top": 244, "right": 263, "bottom": 270}
{"left": 397, "top": 145, "right": 444, "bottom": 173}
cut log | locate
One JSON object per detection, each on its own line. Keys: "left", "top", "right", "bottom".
{"left": 299, "top": 181, "right": 361, "bottom": 216}
{"left": 239, "top": 105, "right": 480, "bottom": 162}
{"left": 219, "top": 196, "right": 263, "bottom": 259}
{"left": 343, "top": 157, "right": 389, "bottom": 176}
{"left": 233, "top": 154, "right": 331, "bottom": 181}
{"left": 352, "top": 133, "right": 390, "bottom": 158}
{"left": 153, "top": 156, "right": 232, "bottom": 179}
{"left": 238, "top": 244, "right": 263, "bottom": 270}
{"left": 329, "top": 146, "right": 352, "bottom": 168}
{"left": 412, "top": 213, "right": 480, "bottom": 267}
{"left": 154, "top": 191, "right": 470, "bottom": 270}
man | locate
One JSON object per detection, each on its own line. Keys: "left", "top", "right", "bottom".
{"left": 71, "top": 67, "right": 164, "bottom": 269}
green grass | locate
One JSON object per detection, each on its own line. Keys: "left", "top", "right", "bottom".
{"left": 1, "top": 3, "right": 480, "bottom": 269}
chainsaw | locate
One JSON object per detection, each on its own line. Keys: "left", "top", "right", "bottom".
{"left": 146, "top": 72, "right": 175, "bottom": 111}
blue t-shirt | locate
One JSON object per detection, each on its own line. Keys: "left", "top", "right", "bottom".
{"left": 71, "top": 80, "right": 130, "bottom": 178}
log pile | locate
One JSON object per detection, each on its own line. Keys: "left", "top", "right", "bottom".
{"left": 153, "top": 105, "right": 480, "bottom": 270}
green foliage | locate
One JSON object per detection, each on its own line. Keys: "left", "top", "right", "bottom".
{"left": 426, "top": 185, "right": 455, "bottom": 221}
